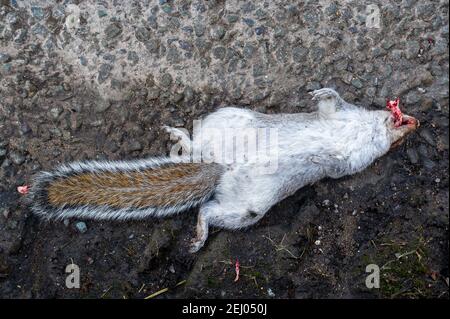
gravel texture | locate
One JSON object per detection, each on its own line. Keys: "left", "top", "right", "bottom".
{"left": 0, "top": 0, "right": 448, "bottom": 298}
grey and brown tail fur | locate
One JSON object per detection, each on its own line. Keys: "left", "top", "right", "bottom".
{"left": 28, "top": 157, "right": 224, "bottom": 221}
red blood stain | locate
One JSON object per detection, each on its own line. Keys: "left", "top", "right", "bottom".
{"left": 17, "top": 185, "right": 30, "bottom": 195}
{"left": 234, "top": 259, "right": 240, "bottom": 282}
{"left": 386, "top": 98, "right": 403, "bottom": 127}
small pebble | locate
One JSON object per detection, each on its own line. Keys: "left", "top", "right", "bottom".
{"left": 9, "top": 151, "right": 25, "bottom": 165}
{"left": 406, "top": 148, "right": 419, "bottom": 164}
{"left": 75, "top": 221, "right": 88, "bottom": 233}
{"left": 50, "top": 107, "right": 63, "bottom": 120}
{"left": 97, "top": 9, "right": 107, "bottom": 18}
{"left": 267, "top": 288, "right": 275, "bottom": 297}
{"left": 0, "top": 53, "right": 12, "bottom": 63}
{"left": 2, "top": 208, "right": 10, "bottom": 219}
{"left": 255, "top": 26, "right": 265, "bottom": 35}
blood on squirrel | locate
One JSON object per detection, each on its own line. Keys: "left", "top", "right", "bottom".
{"left": 386, "top": 98, "right": 416, "bottom": 128}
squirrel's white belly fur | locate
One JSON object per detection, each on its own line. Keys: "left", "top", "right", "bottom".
{"left": 195, "top": 109, "right": 389, "bottom": 213}
{"left": 27, "top": 88, "right": 419, "bottom": 253}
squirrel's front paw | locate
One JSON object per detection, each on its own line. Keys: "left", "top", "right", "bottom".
{"left": 309, "top": 88, "right": 340, "bottom": 101}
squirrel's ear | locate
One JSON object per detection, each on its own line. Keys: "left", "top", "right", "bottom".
{"left": 317, "top": 97, "right": 337, "bottom": 115}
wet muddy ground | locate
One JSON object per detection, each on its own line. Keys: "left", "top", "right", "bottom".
{"left": 0, "top": 0, "right": 448, "bottom": 298}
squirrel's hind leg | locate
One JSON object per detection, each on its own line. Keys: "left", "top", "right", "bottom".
{"left": 189, "top": 208, "right": 210, "bottom": 253}
{"left": 188, "top": 199, "right": 266, "bottom": 253}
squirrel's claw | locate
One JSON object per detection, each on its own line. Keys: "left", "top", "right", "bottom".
{"left": 188, "top": 239, "right": 205, "bottom": 253}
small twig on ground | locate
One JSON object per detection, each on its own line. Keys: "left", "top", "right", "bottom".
{"left": 394, "top": 250, "right": 416, "bottom": 259}
{"left": 380, "top": 241, "right": 407, "bottom": 247}
{"left": 100, "top": 286, "right": 112, "bottom": 299}
{"left": 60, "top": 239, "right": 74, "bottom": 250}
{"left": 241, "top": 274, "right": 259, "bottom": 288}
{"left": 175, "top": 280, "right": 187, "bottom": 287}
{"left": 380, "top": 259, "right": 396, "bottom": 270}
{"left": 390, "top": 279, "right": 414, "bottom": 298}
{"left": 263, "top": 233, "right": 299, "bottom": 259}
{"left": 144, "top": 280, "right": 186, "bottom": 299}
{"left": 381, "top": 247, "right": 424, "bottom": 270}
{"left": 144, "top": 287, "right": 168, "bottom": 299}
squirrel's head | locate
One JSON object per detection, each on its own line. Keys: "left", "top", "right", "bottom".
{"left": 383, "top": 111, "right": 420, "bottom": 149}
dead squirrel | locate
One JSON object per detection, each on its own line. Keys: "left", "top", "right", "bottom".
{"left": 26, "top": 88, "right": 419, "bottom": 252}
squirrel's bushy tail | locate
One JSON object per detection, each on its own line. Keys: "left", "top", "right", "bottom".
{"left": 28, "top": 157, "right": 224, "bottom": 221}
